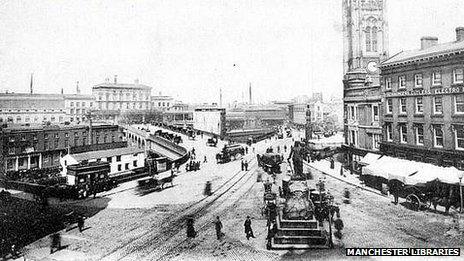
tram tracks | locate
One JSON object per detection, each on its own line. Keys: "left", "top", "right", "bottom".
{"left": 101, "top": 158, "right": 258, "bottom": 261}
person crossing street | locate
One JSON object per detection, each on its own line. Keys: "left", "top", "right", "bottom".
{"left": 214, "top": 216, "right": 223, "bottom": 240}
{"left": 244, "top": 216, "right": 255, "bottom": 240}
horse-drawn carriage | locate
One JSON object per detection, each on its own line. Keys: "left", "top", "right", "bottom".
{"left": 216, "top": 144, "right": 245, "bottom": 164}
{"left": 400, "top": 180, "right": 461, "bottom": 212}
{"left": 206, "top": 137, "right": 218, "bottom": 147}
{"left": 136, "top": 174, "right": 174, "bottom": 194}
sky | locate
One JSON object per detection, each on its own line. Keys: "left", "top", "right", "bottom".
{"left": 0, "top": 0, "right": 463, "bottom": 105}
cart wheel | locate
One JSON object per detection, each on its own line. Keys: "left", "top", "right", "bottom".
{"left": 406, "top": 194, "right": 420, "bottom": 211}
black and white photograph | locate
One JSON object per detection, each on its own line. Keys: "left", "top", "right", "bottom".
{"left": 0, "top": 0, "right": 463, "bottom": 260}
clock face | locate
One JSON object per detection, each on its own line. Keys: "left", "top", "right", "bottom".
{"left": 367, "top": 61, "right": 378, "bottom": 73}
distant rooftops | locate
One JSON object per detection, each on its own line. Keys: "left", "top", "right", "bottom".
{"left": 381, "top": 27, "right": 464, "bottom": 68}
{"left": 93, "top": 75, "right": 152, "bottom": 90}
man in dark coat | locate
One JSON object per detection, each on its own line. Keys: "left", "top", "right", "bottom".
{"left": 244, "top": 216, "right": 255, "bottom": 240}
{"left": 77, "top": 215, "right": 85, "bottom": 232}
{"left": 214, "top": 216, "right": 223, "bottom": 240}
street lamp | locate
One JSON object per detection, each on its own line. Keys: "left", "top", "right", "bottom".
{"left": 458, "top": 171, "right": 464, "bottom": 214}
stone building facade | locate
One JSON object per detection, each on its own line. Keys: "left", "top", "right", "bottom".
{"left": 92, "top": 76, "right": 152, "bottom": 120}
{"left": 379, "top": 27, "right": 464, "bottom": 170}
{"left": 342, "top": 0, "right": 388, "bottom": 171}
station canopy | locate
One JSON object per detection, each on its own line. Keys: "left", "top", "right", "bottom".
{"left": 362, "top": 155, "right": 463, "bottom": 185}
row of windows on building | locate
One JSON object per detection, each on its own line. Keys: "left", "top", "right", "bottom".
{"left": 0, "top": 115, "right": 65, "bottom": 123}
{"left": 384, "top": 68, "right": 464, "bottom": 89}
{"left": 98, "top": 93, "right": 150, "bottom": 101}
{"left": 385, "top": 123, "right": 464, "bottom": 149}
{"left": 69, "top": 108, "right": 87, "bottom": 114}
{"left": 385, "top": 95, "right": 464, "bottom": 114}
{"left": 97, "top": 102, "right": 148, "bottom": 110}
{"left": 348, "top": 130, "right": 381, "bottom": 149}
{"left": 69, "top": 102, "right": 93, "bottom": 107}
{"left": 0, "top": 109, "right": 64, "bottom": 113}
{"left": 346, "top": 105, "right": 380, "bottom": 122}
{"left": 92, "top": 155, "right": 139, "bottom": 171}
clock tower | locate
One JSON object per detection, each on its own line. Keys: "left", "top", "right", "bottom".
{"left": 342, "top": 0, "right": 389, "bottom": 171}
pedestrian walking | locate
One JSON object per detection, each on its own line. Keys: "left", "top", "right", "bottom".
{"left": 330, "top": 157, "right": 335, "bottom": 169}
{"left": 284, "top": 144, "right": 287, "bottom": 152}
{"left": 241, "top": 159, "right": 245, "bottom": 171}
{"left": 245, "top": 147, "right": 249, "bottom": 154}
{"left": 77, "top": 215, "right": 85, "bottom": 232}
{"left": 244, "top": 160, "right": 248, "bottom": 171}
{"left": 49, "top": 233, "right": 61, "bottom": 254}
{"left": 244, "top": 216, "right": 255, "bottom": 240}
{"left": 204, "top": 156, "right": 207, "bottom": 163}
{"left": 186, "top": 218, "right": 197, "bottom": 238}
{"left": 277, "top": 146, "right": 280, "bottom": 153}
{"left": 214, "top": 216, "right": 223, "bottom": 240}
{"left": 252, "top": 147, "right": 255, "bottom": 153}
{"left": 334, "top": 212, "right": 344, "bottom": 239}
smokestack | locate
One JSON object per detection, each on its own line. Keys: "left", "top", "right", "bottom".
{"left": 114, "top": 75, "right": 118, "bottom": 84}
{"left": 420, "top": 36, "right": 438, "bottom": 50}
{"left": 76, "top": 81, "right": 80, "bottom": 94}
{"left": 61, "top": 88, "right": 64, "bottom": 94}
{"left": 249, "top": 83, "right": 252, "bottom": 104}
{"left": 456, "top": 27, "right": 464, "bottom": 42}
{"left": 30, "top": 73, "right": 33, "bottom": 94}
{"left": 219, "top": 88, "right": 223, "bottom": 107}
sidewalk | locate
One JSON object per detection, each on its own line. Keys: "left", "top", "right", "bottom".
{"left": 305, "top": 159, "right": 387, "bottom": 197}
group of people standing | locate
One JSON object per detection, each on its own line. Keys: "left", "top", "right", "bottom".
{"left": 186, "top": 216, "right": 256, "bottom": 241}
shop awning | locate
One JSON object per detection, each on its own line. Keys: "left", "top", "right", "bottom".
{"left": 362, "top": 155, "right": 464, "bottom": 185}
{"left": 359, "top": 153, "right": 382, "bottom": 166}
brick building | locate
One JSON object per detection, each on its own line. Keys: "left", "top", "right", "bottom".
{"left": 379, "top": 27, "right": 464, "bottom": 170}
{"left": 0, "top": 123, "right": 124, "bottom": 173}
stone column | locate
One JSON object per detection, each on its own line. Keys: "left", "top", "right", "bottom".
{"left": 27, "top": 155, "right": 31, "bottom": 170}
{"left": 15, "top": 156, "right": 19, "bottom": 171}
{"left": 39, "top": 154, "right": 43, "bottom": 169}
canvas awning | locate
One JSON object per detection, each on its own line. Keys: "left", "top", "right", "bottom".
{"left": 362, "top": 155, "right": 464, "bottom": 185}
{"left": 359, "top": 153, "right": 382, "bottom": 166}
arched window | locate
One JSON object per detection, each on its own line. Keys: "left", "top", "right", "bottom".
{"left": 372, "top": 27, "right": 378, "bottom": 52}
{"left": 365, "top": 26, "right": 371, "bottom": 52}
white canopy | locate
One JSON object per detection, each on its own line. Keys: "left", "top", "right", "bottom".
{"left": 359, "top": 153, "right": 382, "bottom": 166}
{"left": 362, "top": 155, "right": 464, "bottom": 185}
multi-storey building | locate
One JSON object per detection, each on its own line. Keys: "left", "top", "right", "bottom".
{"left": 64, "top": 94, "right": 95, "bottom": 123}
{"left": 0, "top": 93, "right": 67, "bottom": 124}
{"left": 92, "top": 76, "right": 152, "bottom": 120}
{"left": 0, "top": 123, "right": 124, "bottom": 173}
{"left": 193, "top": 107, "right": 226, "bottom": 137}
{"left": 0, "top": 93, "right": 95, "bottom": 124}
{"left": 342, "top": 0, "right": 388, "bottom": 171}
{"left": 379, "top": 27, "right": 464, "bottom": 170}
{"left": 152, "top": 94, "right": 174, "bottom": 111}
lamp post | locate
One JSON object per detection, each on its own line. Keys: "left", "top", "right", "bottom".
{"left": 458, "top": 171, "right": 464, "bottom": 214}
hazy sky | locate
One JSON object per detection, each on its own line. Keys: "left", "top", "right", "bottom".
{"left": 0, "top": 0, "right": 463, "bottom": 104}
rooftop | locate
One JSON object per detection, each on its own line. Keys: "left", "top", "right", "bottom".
{"left": 69, "top": 146, "right": 144, "bottom": 162}
{"left": 93, "top": 82, "right": 152, "bottom": 90}
{"left": 381, "top": 40, "right": 464, "bottom": 67}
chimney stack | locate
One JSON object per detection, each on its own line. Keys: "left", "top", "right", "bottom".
{"left": 420, "top": 36, "right": 438, "bottom": 50}
{"left": 456, "top": 27, "right": 464, "bottom": 42}
{"left": 114, "top": 75, "right": 118, "bottom": 84}
{"left": 76, "top": 81, "right": 80, "bottom": 94}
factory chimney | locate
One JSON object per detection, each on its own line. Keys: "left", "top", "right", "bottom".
{"left": 30, "top": 73, "right": 34, "bottom": 94}
{"left": 76, "top": 81, "right": 80, "bottom": 94}
{"left": 114, "top": 75, "right": 118, "bottom": 84}
{"left": 249, "top": 83, "right": 252, "bottom": 104}
{"left": 220, "top": 88, "right": 223, "bottom": 107}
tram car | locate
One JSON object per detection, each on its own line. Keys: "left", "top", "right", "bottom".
{"left": 66, "top": 162, "right": 116, "bottom": 199}
{"left": 216, "top": 144, "right": 245, "bottom": 164}
{"left": 257, "top": 153, "right": 283, "bottom": 174}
